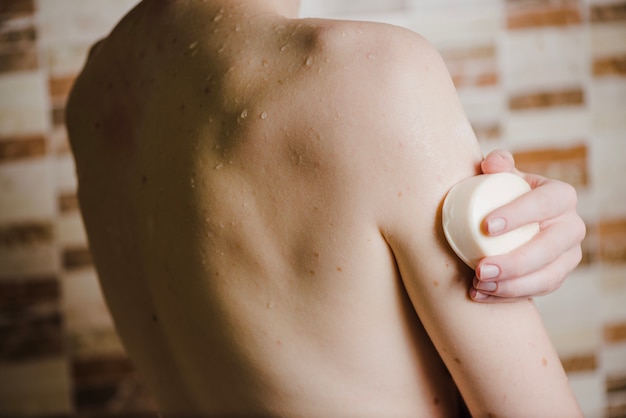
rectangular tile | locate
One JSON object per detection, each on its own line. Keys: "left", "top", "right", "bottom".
{"left": 503, "top": 28, "right": 587, "bottom": 92}
{"left": 507, "top": 0, "right": 582, "bottom": 29}
{"left": 0, "top": 222, "right": 53, "bottom": 248}
{"left": 0, "top": 71, "right": 50, "bottom": 136}
{"left": 56, "top": 213, "right": 87, "bottom": 248}
{"left": 512, "top": 143, "right": 588, "bottom": 188}
{"left": 69, "top": 328, "right": 126, "bottom": 360}
{"left": 0, "top": 158, "right": 56, "bottom": 224}
{"left": 61, "top": 269, "right": 115, "bottom": 332}
{"left": 509, "top": 88, "right": 585, "bottom": 110}
{"left": 0, "top": 135, "right": 46, "bottom": 162}
{"left": 0, "top": 0, "right": 35, "bottom": 16}
{"left": 0, "top": 311, "right": 64, "bottom": 361}
{"left": 608, "top": 373, "right": 626, "bottom": 393}
{"left": 560, "top": 353, "right": 598, "bottom": 373}
{"left": 0, "top": 276, "right": 59, "bottom": 310}
{"left": 58, "top": 192, "right": 78, "bottom": 214}
{"left": 599, "top": 218, "right": 626, "bottom": 263}
{"left": 590, "top": 22, "right": 626, "bottom": 58}
{"left": 0, "top": 357, "right": 72, "bottom": 416}
{"left": 71, "top": 355, "right": 158, "bottom": 413}
{"left": 62, "top": 247, "right": 92, "bottom": 270}
{"left": 591, "top": 1, "right": 626, "bottom": 23}
{"left": 605, "top": 321, "right": 626, "bottom": 343}
{"left": 593, "top": 55, "right": 626, "bottom": 77}
{"left": 0, "top": 17, "right": 38, "bottom": 73}
{"left": 48, "top": 75, "right": 75, "bottom": 99}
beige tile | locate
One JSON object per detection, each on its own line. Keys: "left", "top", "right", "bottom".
{"left": 567, "top": 372, "right": 606, "bottom": 418}
{"left": 407, "top": 1, "right": 502, "bottom": 48}
{"left": 502, "top": 28, "right": 587, "bottom": 93}
{"left": 535, "top": 270, "right": 602, "bottom": 355}
{"left": 56, "top": 212, "right": 87, "bottom": 248}
{"left": 0, "top": 357, "right": 72, "bottom": 416}
{"left": 598, "top": 265, "right": 626, "bottom": 320}
{"left": 590, "top": 79, "right": 626, "bottom": 134}
{"left": 504, "top": 107, "right": 590, "bottom": 147}
{"left": 0, "top": 71, "right": 49, "bottom": 136}
{"left": 61, "top": 268, "right": 115, "bottom": 332}
{"left": 0, "top": 158, "right": 56, "bottom": 223}
{"left": 590, "top": 22, "right": 626, "bottom": 57}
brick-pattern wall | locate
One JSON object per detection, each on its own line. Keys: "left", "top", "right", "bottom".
{"left": 0, "top": 0, "right": 624, "bottom": 417}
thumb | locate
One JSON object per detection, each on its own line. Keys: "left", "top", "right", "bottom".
{"left": 481, "top": 149, "right": 516, "bottom": 174}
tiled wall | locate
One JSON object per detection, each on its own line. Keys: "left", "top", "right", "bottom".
{"left": 0, "top": 0, "right": 624, "bottom": 416}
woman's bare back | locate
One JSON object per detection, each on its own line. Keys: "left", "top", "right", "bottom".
{"left": 68, "top": 1, "right": 462, "bottom": 416}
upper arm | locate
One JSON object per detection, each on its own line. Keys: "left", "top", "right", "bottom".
{"left": 376, "top": 32, "right": 581, "bottom": 416}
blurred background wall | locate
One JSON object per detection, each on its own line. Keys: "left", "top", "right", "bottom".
{"left": 0, "top": 0, "right": 624, "bottom": 416}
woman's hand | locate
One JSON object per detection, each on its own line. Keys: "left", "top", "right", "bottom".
{"left": 471, "top": 150, "right": 586, "bottom": 302}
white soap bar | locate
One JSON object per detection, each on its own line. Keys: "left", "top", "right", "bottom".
{"left": 442, "top": 172, "right": 540, "bottom": 269}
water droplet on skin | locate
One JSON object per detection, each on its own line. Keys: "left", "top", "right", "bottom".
{"left": 260, "top": 111, "right": 268, "bottom": 120}
{"left": 215, "top": 163, "right": 223, "bottom": 170}
{"left": 280, "top": 44, "right": 288, "bottom": 52}
{"left": 305, "top": 56, "right": 313, "bottom": 66}
{"left": 240, "top": 109, "right": 248, "bottom": 119}
{"left": 235, "top": 24, "right": 241, "bottom": 32}
{"left": 189, "top": 41, "right": 198, "bottom": 49}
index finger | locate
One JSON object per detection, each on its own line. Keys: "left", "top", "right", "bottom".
{"left": 484, "top": 178, "right": 577, "bottom": 234}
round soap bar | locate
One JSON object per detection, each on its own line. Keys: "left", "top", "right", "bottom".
{"left": 442, "top": 172, "right": 540, "bottom": 269}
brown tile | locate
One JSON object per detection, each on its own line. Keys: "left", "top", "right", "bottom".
{"left": 607, "top": 374, "right": 626, "bottom": 393}
{"left": 48, "top": 75, "right": 76, "bottom": 100}
{"left": 591, "top": 1, "right": 626, "bottom": 23}
{"left": 0, "top": 311, "right": 64, "bottom": 361}
{"left": 0, "top": 222, "right": 53, "bottom": 248}
{"left": 606, "top": 404, "right": 626, "bottom": 418}
{"left": 0, "top": 277, "right": 59, "bottom": 310}
{"left": 51, "top": 105, "right": 66, "bottom": 128}
{"left": 507, "top": 0, "right": 582, "bottom": 29}
{"left": 560, "top": 352, "right": 598, "bottom": 373}
{"left": 72, "top": 356, "right": 135, "bottom": 387}
{"left": 58, "top": 192, "right": 79, "bottom": 214}
{"left": 605, "top": 321, "right": 626, "bottom": 343}
{"left": 62, "top": 247, "right": 93, "bottom": 270}
{"left": 0, "top": 48, "right": 38, "bottom": 72}
{"left": 512, "top": 144, "right": 589, "bottom": 189}
{"left": 0, "top": 18, "right": 38, "bottom": 73}
{"left": 0, "top": 0, "right": 35, "bottom": 16}
{"left": 72, "top": 356, "right": 158, "bottom": 413}
{"left": 509, "top": 88, "right": 585, "bottom": 110}
{"left": 0, "top": 22, "right": 36, "bottom": 45}
{"left": 599, "top": 218, "right": 626, "bottom": 263}
{"left": 0, "top": 135, "right": 46, "bottom": 162}
{"left": 593, "top": 55, "right": 626, "bottom": 77}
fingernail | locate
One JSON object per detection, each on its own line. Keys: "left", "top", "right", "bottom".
{"left": 479, "top": 264, "right": 500, "bottom": 280}
{"left": 472, "top": 290, "right": 488, "bottom": 301}
{"left": 476, "top": 281, "right": 497, "bottom": 292}
{"left": 487, "top": 217, "right": 506, "bottom": 234}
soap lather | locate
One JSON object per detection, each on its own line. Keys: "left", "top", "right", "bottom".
{"left": 442, "top": 172, "right": 540, "bottom": 269}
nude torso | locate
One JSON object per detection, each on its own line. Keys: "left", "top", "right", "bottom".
{"left": 68, "top": 2, "right": 463, "bottom": 415}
